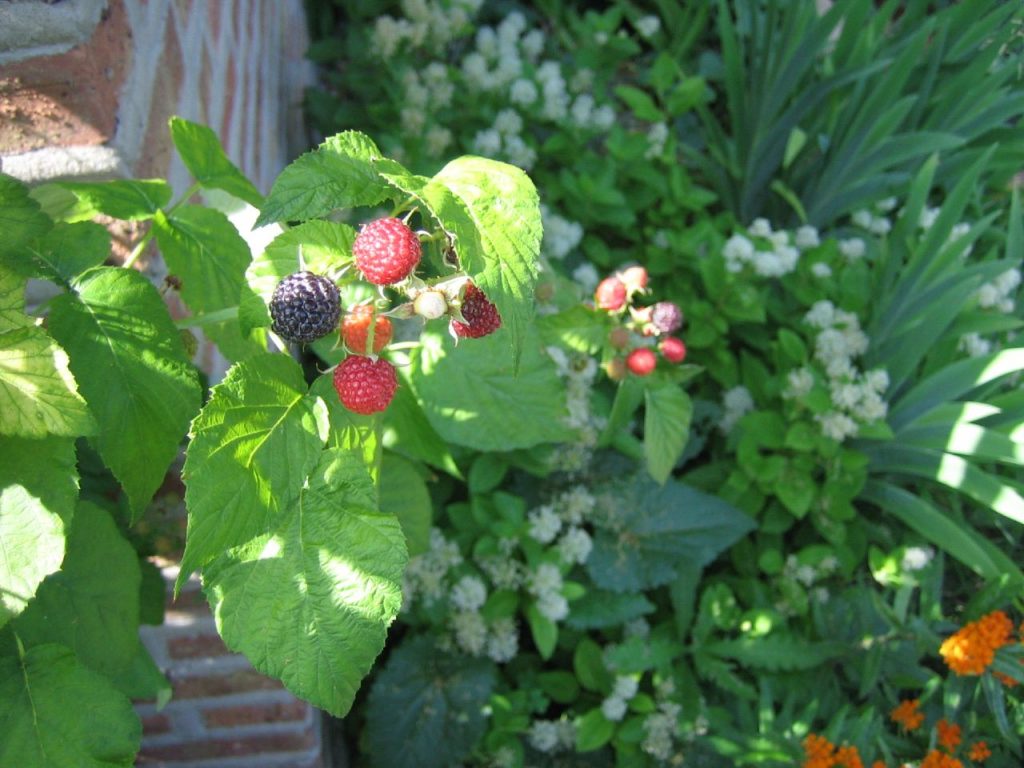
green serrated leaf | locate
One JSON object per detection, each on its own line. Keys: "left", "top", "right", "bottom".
{"left": 255, "top": 131, "right": 393, "bottom": 226}
{"left": 241, "top": 219, "right": 355, "bottom": 333}
{"left": 0, "top": 174, "right": 53, "bottom": 272}
{"left": 0, "top": 436, "right": 77, "bottom": 628}
{"left": 380, "top": 453, "right": 432, "bottom": 557}
{"left": 169, "top": 117, "right": 263, "bottom": 207}
{"left": 574, "top": 637, "right": 613, "bottom": 693}
{"left": 48, "top": 268, "right": 201, "bottom": 518}
{"left": 707, "top": 634, "right": 845, "bottom": 671}
{"left": 0, "top": 324, "right": 95, "bottom": 438}
{"left": 308, "top": 374, "right": 377, "bottom": 475}
{"left": 410, "top": 328, "right": 572, "bottom": 451}
{"left": 12, "top": 502, "right": 140, "bottom": 682}
{"left": 537, "top": 305, "right": 611, "bottom": 355}
{"left": 587, "top": 475, "right": 755, "bottom": 592}
{"left": 615, "top": 85, "right": 665, "bottom": 121}
{"left": 429, "top": 156, "right": 542, "bottom": 369}
{"left": 382, "top": 383, "right": 461, "bottom": 478}
{"left": 204, "top": 449, "right": 407, "bottom": 717}
{"left": 153, "top": 206, "right": 262, "bottom": 361}
{"left": 0, "top": 644, "right": 140, "bottom": 767}
{"left": 27, "top": 221, "right": 110, "bottom": 284}
{"left": 0, "top": 265, "right": 31, "bottom": 331}
{"left": 58, "top": 179, "right": 172, "bottom": 221}
{"left": 364, "top": 636, "right": 496, "bottom": 768}
{"left": 178, "top": 353, "right": 325, "bottom": 588}
{"left": 644, "top": 383, "right": 692, "bottom": 484}
{"left": 566, "top": 589, "right": 655, "bottom": 630}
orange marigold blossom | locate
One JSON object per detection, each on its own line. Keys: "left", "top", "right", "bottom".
{"left": 920, "top": 749, "right": 963, "bottom": 768}
{"left": 871, "top": 762, "right": 886, "bottom": 768}
{"left": 803, "top": 733, "right": 836, "bottom": 768}
{"left": 936, "top": 719, "right": 962, "bottom": 752}
{"left": 968, "top": 741, "right": 991, "bottom": 761}
{"left": 939, "top": 610, "right": 1014, "bottom": 676}
{"left": 890, "top": 698, "right": 924, "bottom": 731}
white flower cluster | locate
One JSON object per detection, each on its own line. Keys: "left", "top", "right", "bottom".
{"left": 784, "top": 553, "right": 838, "bottom": 590}
{"left": 600, "top": 676, "right": 639, "bottom": 722}
{"left": 796, "top": 300, "right": 889, "bottom": 442}
{"left": 527, "top": 717, "right": 576, "bottom": 754}
{"left": 372, "top": 0, "right": 482, "bottom": 59}
{"left": 975, "top": 268, "right": 1020, "bottom": 314}
{"left": 540, "top": 205, "right": 584, "bottom": 260}
{"left": 528, "top": 489, "right": 595, "bottom": 565}
{"left": 641, "top": 700, "right": 683, "bottom": 762}
{"left": 403, "top": 527, "right": 463, "bottom": 605}
{"left": 447, "top": 575, "right": 521, "bottom": 662}
{"left": 852, "top": 207, "right": 892, "bottom": 236}
{"left": 471, "top": 107, "right": 536, "bottom": 169}
{"left": 722, "top": 219, "right": 801, "bottom": 277}
{"left": 528, "top": 562, "right": 569, "bottom": 622}
{"left": 634, "top": 14, "right": 661, "bottom": 38}
{"left": 901, "top": 545, "right": 934, "bottom": 573}
{"left": 645, "top": 122, "right": 669, "bottom": 159}
{"left": 719, "top": 385, "right": 754, "bottom": 434}
{"left": 958, "top": 332, "right": 992, "bottom": 358}
{"left": 547, "top": 348, "right": 607, "bottom": 472}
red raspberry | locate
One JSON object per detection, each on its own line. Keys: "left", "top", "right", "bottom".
{"left": 451, "top": 283, "right": 501, "bottom": 338}
{"left": 626, "top": 347, "right": 657, "bottom": 376}
{"left": 595, "top": 277, "right": 627, "bottom": 311}
{"left": 352, "top": 217, "right": 421, "bottom": 285}
{"left": 342, "top": 304, "right": 393, "bottom": 355}
{"left": 659, "top": 336, "right": 687, "bottom": 364}
{"left": 333, "top": 356, "right": 398, "bottom": 414}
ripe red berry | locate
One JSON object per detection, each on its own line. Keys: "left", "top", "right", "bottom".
{"left": 352, "top": 217, "right": 421, "bottom": 285}
{"left": 333, "top": 356, "right": 398, "bottom": 415}
{"left": 341, "top": 304, "right": 393, "bottom": 355}
{"left": 595, "top": 276, "right": 627, "bottom": 311}
{"left": 451, "top": 283, "right": 502, "bottom": 338}
{"left": 659, "top": 336, "right": 687, "bottom": 364}
{"left": 626, "top": 347, "right": 657, "bottom": 376}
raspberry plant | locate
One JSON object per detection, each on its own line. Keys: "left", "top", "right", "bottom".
{"left": 0, "top": 117, "right": 543, "bottom": 765}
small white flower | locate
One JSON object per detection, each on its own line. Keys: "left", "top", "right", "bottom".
{"left": 804, "top": 300, "right": 836, "bottom": 329}
{"left": 635, "top": 14, "right": 661, "bottom": 38}
{"left": 558, "top": 486, "right": 596, "bottom": 523}
{"left": 571, "top": 93, "right": 595, "bottom": 128}
{"left": 536, "top": 591, "right": 569, "bottom": 622}
{"left": 557, "top": 526, "right": 593, "bottom": 565}
{"left": 528, "top": 720, "right": 561, "bottom": 753}
{"left": 424, "top": 125, "right": 452, "bottom": 157}
{"left": 749, "top": 218, "right": 773, "bottom": 237}
{"left": 901, "top": 546, "right": 934, "bottom": 572}
{"left": 472, "top": 128, "right": 502, "bottom": 156}
{"left": 601, "top": 695, "right": 628, "bottom": 721}
{"left": 529, "top": 563, "right": 563, "bottom": 595}
{"left": 784, "top": 367, "right": 815, "bottom": 399}
{"left": 919, "top": 206, "right": 940, "bottom": 229}
{"left": 838, "top": 238, "right": 866, "bottom": 261}
{"left": 450, "top": 575, "right": 487, "bottom": 612}
{"left": 876, "top": 196, "right": 898, "bottom": 212}
{"left": 869, "top": 216, "right": 892, "bottom": 236}
{"left": 494, "top": 108, "right": 523, "bottom": 136}
{"left": 572, "top": 262, "right": 600, "bottom": 291}
{"left": 452, "top": 610, "right": 487, "bottom": 655}
{"left": 521, "top": 28, "right": 545, "bottom": 59}
{"left": 528, "top": 505, "right": 563, "bottom": 544}
{"left": 723, "top": 233, "right": 754, "bottom": 263}
{"left": 812, "top": 262, "right": 832, "bottom": 278}
{"left": 795, "top": 225, "right": 821, "bottom": 249}
{"left": 591, "top": 105, "right": 616, "bottom": 130}
{"left": 865, "top": 368, "right": 889, "bottom": 393}
{"left": 509, "top": 77, "right": 538, "bottom": 105}
{"left": 815, "top": 411, "right": 858, "bottom": 442}
{"left": 613, "top": 676, "right": 639, "bottom": 700}
{"left": 852, "top": 209, "right": 873, "bottom": 229}
{"left": 958, "top": 332, "right": 992, "bottom": 357}
{"left": 486, "top": 617, "right": 519, "bottom": 663}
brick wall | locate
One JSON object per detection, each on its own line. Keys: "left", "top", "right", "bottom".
{"left": 0, "top": 3, "right": 330, "bottom": 766}
{"left": 136, "top": 564, "right": 327, "bottom": 768}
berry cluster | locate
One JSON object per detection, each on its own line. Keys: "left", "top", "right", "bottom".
{"left": 593, "top": 266, "right": 687, "bottom": 379}
{"left": 269, "top": 217, "right": 502, "bottom": 416}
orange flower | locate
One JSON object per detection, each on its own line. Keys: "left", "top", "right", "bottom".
{"left": 920, "top": 749, "right": 963, "bottom": 768}
{"left": 871, "top": 763, "right": 886, "bottom": 768}
{"left": 835, "top": 745, "right": 864, "bottom": 768}
{"left": 936, "top": 719, "right": 962, "bottom": 752}
{"left": 939, "top": 610, "right": 1015, "bottom": 676}
{"left": 968, "top": 741, "right": 991, "bottom": 762}
{"left": 803, "top": 733, "right": 836, "bottom": 768}
{"left": 890, "top": 698, "right": 924, "bottom": 731}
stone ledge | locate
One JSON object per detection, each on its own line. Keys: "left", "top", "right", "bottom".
{"left": 0, "top": 0, "right": 108, "bottom": 65}
{"left": 0, "top": 144, "right": 127, "bottom": 182}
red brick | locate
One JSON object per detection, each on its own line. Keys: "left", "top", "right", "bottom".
{"left": 138, "top": 731, "right": 316, "bottom": 761}
{"left": 167, "top": 634, "right": 230, "bottom": 659}
{"left": 171, "top": 669, "right": 284, "bottom": 699}
{"left": 0, "top": 0, "right": 131, "bottom": 153}
{"left": 141, "top": 713, "right": 172, "bottom": 736}
{"left": 203, "top": 699, "right": 309, "bottom": 728}
{"left": 135, "top": 8, "right": 183, "bottom": 179}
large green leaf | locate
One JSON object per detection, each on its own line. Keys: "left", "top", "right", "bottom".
{"left": 255, "top": 131, "right": 394, "bottom": 226}
{"left": 27, "top": 221, "right": 110, "bottom": 284}
{"left": 0, "top": 174, "right": 53, "bottom": 272}
{"left": 364, "top": 636, "right": 496, "bottom": 768}
{"left": 566, "top": 589, "right": 656, "bottom": 630}
{"left": 587, "top": 475, "right": 755, "bottom": 592}
{"left": 48, "top": 268, "right": 201, "bottom": 518}
{"left": 203, "top": 449, "right": 407, "bottom": 717}
{"left": 12, "top": 502, "right": 140, "bottom": 683}
{"left": 644, "top": 381, "right": 693, "bottom": 484}
{"left": 58, "top": 179, "right": 172, "bottom": 221}
{"left": 430, "top": 156, "right": 542, "bottom": 368}
{"left": 0, "top": 437, "right": 77, "bottom": 628}
{"left": 379, "top": 453, "right": 432, "bottom": 557}
{"left": 706, "top": 634, "right": 846, "bottom": 671}
{"left": 152, "top": 206, "right": 262, "bottom": 361}
{"left": 409, "top": 327, "right": 572, "bottom": 451}
{"left": 0, "top": 643, "right": 140, "bottom": 767}
{"left": 168, "top": 117, "right": 263, "bottom": 207}
{"left": 178, "top": 354, "right": 327, "bottom": 589}
{"left": 382, "top": 383, "right": 461, "bottom": 478}
{"left": 0, "top": 322, "right": 94, "bottom": 438}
